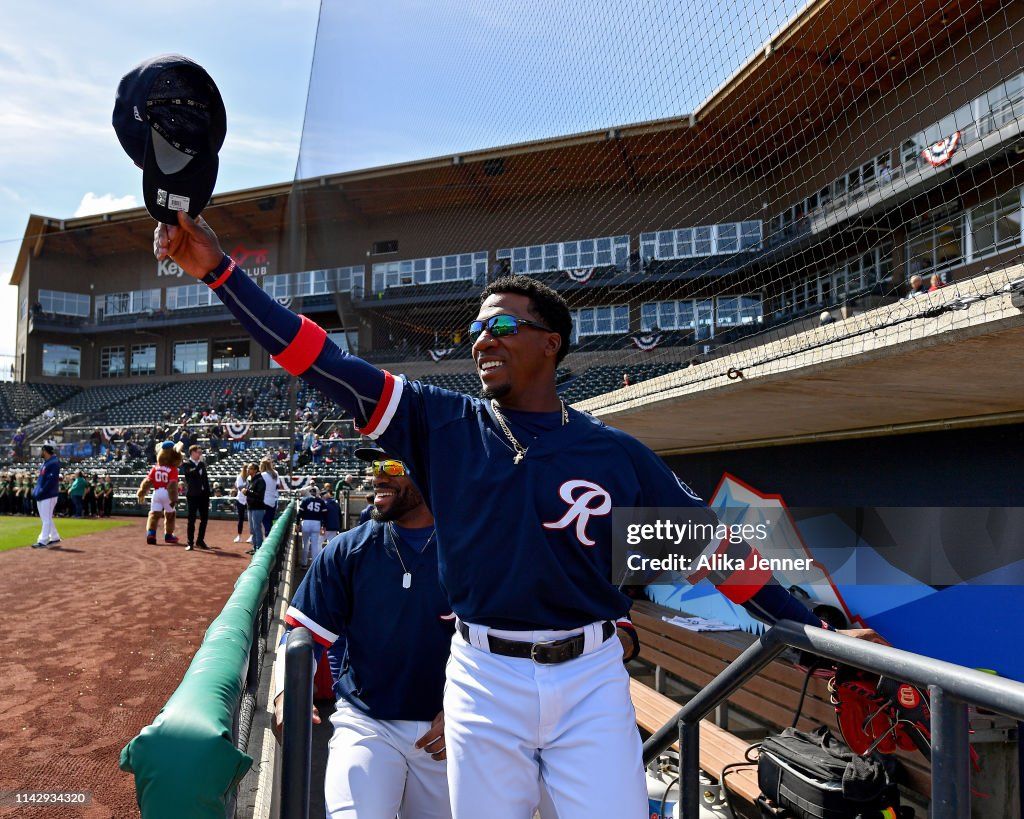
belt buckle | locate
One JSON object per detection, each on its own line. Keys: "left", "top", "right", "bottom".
{"left": 530, "top": 639, "right": 560, "bottom": 664}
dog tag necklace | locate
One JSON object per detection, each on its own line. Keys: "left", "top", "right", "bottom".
{"left": 387, "top": 523, "right": 436, "bottom": 589}
{"left": 491, "top": 400, "right": 569, "bottom": 465}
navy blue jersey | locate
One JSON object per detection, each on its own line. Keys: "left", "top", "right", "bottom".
{"left": 299, "top": 496, "right": 327, "bottom": 522}
{"left": 358, "top": 504, "right": 373, "bottom": 524}
{"left": 285, "top": 521, "right": 454, "bottom": 720}
{"left": 323, "top": 498, "right": 342, "bottom": 531}
{"left": 205, "top": 258, "right": 820, "bottom": 631}
{"left": 33, "top": 456, "right": 60, "bottom": 501}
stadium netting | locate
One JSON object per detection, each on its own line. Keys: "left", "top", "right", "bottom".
{"left": 278, "top": 0, "right": 1024, "bottom": 401}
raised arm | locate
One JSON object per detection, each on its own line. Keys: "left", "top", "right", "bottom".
{"left": 154, "top": 212, "right": 392, "bottom": 430}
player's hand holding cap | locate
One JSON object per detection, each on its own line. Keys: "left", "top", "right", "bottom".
{"left": 112, "top": 54, "right": 226, "bottom": 224}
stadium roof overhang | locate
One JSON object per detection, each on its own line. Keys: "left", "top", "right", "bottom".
{"left": 576, "top": 269, "right": 1024, "bottom": 452}
{"left": 8, "top": 0, "right": 1006, "bottom": 287}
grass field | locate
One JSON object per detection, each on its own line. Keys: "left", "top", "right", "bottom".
{"left": 0, "top": 517, "right": 134, "bottom": 552}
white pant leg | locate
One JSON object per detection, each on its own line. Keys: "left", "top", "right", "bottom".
{"left": 300, "top": 520, "right": 319, "bottom": 564}
{"left": 396, "top": 723, "right": 452, "bottom": 819}
{"left": 37, "top": 497, "right": 58, "bottom": 543}
{"left": 536, "top": 636, "right": 647, "bottom": 819}
{"left": 325, "top": 702, "right": 451, "bottom": 819}
{"left": 444, "top": 627, "right": 646, "bottom": 819}
{"left": 309, "top": 526, "right": 325, "bottom": 564}
{"left": 444, "top": 632, "right": 545, "bottom": 819}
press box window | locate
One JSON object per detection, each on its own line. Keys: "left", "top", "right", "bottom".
{"left": 173, "top": 340, "right": 208, "bottom": 375}
{"left": 131, "top": 345, "right": 157, "bottom": 377}
{"left": 212, "top": 339, "right": 250, "bottom": 372}
{"left": 42, "top": 343, "right": 80, "bottom": 378}
{"left": 100, "top": 346, "right": 126, "bottom": 378}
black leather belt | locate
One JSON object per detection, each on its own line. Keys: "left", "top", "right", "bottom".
{"left": 457, "top": 620, "right": 615, "bottom": 664}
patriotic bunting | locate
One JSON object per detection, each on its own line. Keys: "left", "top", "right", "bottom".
{"left": 921, "top": 131, "right": 960, "bottom": 167}
{"left": 275, "top": 295, "right": 293, "bottom": 309}
{"left": 429, "top": 348, "right": 455, "bottom": 362}
{"left": 101, "top": 426, "right": 119, "bottom": 440}
{"left": 565, "top": 267, "right": 596, "bottom": 283}
{"left": 288, "top": 475, "right": 311, "bottom": 490}
{"left": 631, "top": 333, "right": 663, "bottom": 351}
{"left": 225, "top": 421, "right": 251, "bottom": 440}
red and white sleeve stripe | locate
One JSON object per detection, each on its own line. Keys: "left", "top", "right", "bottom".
{"left": 285, "top": 605, "right": 340, "bottom": 648}
{"left": 358, "top": 370, "right": 404, "bottom": 440}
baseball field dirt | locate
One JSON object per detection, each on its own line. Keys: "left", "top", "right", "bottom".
{"left": 0, "top": 517, "right": 257, "bottom": 817}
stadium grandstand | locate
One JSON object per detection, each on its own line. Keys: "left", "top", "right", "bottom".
{"left": 4, "top": 0, "right": 1024, "bottom": 814}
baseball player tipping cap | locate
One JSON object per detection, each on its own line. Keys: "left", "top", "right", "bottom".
{"left": 112, "top": 54, "right": 226, "bottom": 224}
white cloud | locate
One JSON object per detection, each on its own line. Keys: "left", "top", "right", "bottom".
{"left": 73, "top": 192, "right": 138, "bottom": 217}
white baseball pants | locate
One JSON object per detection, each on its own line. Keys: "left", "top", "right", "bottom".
{"left": 444, "top": 622, "right": 647, "bottom": 819}
{"left": 36, "top": 497, "right": 60, "bottom": 544}
{"left": 300, "top": 520, "right": 323, "bottom": 566}
{"left": 324, "top": 700, "right": 452, "bottom": 819}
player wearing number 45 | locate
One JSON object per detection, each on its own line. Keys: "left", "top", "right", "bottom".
{"left": 274, "top": 448, "right": 455, "bottom": 818}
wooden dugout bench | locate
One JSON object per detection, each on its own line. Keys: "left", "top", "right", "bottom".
{"left": 628, "top": 599, "right": 932, "bottom": 810}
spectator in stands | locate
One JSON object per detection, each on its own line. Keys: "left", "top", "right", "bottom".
{"left": 11, "top": 428, "right": 26, "bottom": 459}
{"left": 929, "top": 273, "right": 945, "bottom": 292}
{"left": 243, "top": 463, "right": 266, "bottom": 555}
{"left": 358, "top": 491, "right": 375, "bottom": 524}
{"left": 43, "top": 407, "right": 55, "bottom": 422}
{"left": 621, "top": 372, "right": 631, "bottom": 387}
{"left": 232, "top": 465, "right": 249, "bottom": 544}
{"left": 310, "top": 433, "right": 323, "bottom": 465}
{"left": 209, "top": 422, "right": 223, "bottom": 452}
{"left": 905, "top": 274, "right": 928, "bottom": 297}
{"left": 182, "top": 444, "right": 212, "bottom": 551}
{"left": 69, "top": 471, "right": 87, "bottom": 518}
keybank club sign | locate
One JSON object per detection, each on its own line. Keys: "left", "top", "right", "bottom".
{"left": 157, "top": 244, "right": 273, "bottom": 278}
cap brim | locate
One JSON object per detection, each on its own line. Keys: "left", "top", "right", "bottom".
{"left": 353, "top": 447, "right": 397, "bottom": 463}
{"left": 143, "top": 135, "right": 218, "bottom": 225}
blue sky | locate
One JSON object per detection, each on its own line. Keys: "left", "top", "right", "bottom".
{"left": 0, "top": 0, "right": 802, "bottom": 359}
{"left": 0, "top": 0, "right": 320, "bottom": 357}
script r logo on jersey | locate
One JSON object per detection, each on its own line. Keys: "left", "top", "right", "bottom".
{"left": 542, "top": 479, "right": 612, "bottom": 547}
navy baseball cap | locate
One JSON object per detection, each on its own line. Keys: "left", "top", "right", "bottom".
{"left": 354, "top": 447, "right": 401, "bottom": 463}
{"left": 112, "top": 54, "right": 226, "bottom": 224}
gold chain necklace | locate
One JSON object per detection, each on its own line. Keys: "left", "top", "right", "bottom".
{"left": 490, "top": 400, "right": 569, "bottom": 465}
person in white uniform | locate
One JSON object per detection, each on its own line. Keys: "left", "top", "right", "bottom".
{"left": 30, "top": 445, "right": 62, "bottom": 549}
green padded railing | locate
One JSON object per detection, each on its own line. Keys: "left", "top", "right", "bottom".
{"left": 120, "top": 501, "right": 296, "bottom": 818}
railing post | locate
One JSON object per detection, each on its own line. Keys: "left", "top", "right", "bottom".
{"left": 679, "top": 719, "right": 700, "bottom": 819}
{"left": 929, "top": 686, "right": 970, "bottom": 819}
{"left": 281, "top": 627, "right": 314, "bottom": 819}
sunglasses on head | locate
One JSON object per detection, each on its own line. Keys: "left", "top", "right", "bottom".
{"left": 469, "top": 314, "right": 554, "bottom": 340}
{"left": 371, "top": 459, "right": 408, "bottom": 477}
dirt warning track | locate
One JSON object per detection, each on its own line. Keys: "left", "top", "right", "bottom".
{"left": 0, "top": 517, "right": 258, "bottom": 817}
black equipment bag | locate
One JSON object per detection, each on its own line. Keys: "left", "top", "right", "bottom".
{"left": 757, "top": 726, "right": 902, "bottom": 819}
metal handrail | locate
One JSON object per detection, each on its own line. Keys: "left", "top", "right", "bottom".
{"left": 281, "top": 627, "right": 315, "bottom": 819}
{"left": 642, "top": 620, "right": 1024, "bottom": 819}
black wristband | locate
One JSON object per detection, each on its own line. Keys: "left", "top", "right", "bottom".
{"left": 201, "top": 254, "right": 233, "bottom": 286}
